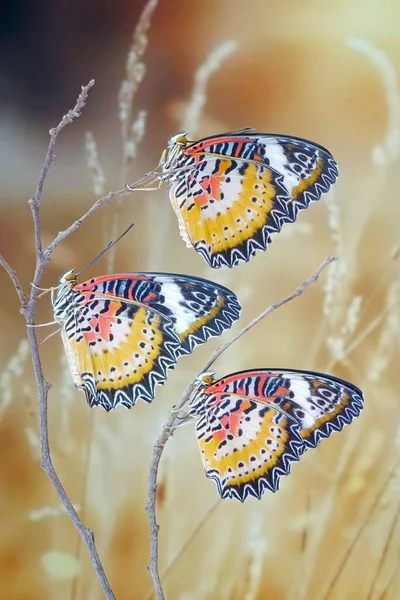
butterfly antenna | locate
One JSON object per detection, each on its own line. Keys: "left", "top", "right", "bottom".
{"left": 76, "top": 223, "right": 135, "bottom": 277}
{"left": 126, "top": 169, "right": 162, "bottom": 191}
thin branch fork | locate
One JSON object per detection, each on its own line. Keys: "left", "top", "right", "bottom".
{"left": 145, "top": 255, "right": 337, "bottom": 600}
{"left": 0, "top": 9, "right": 158, "bottom": 596}
{"left": 44, "top": 169, "right": 158, "bottom": 258}
{"left": 0, "top": 254, "right": 27, "bottom": 308}
{"left": 28, "top": 80, "right": 95, "bottom": 262}
{"left": 17, "top": 82, "right": 159, "bottom": 598}
{"left": 0, "top": 81, "right": 118, "bottom": 599}
{"left": 25, "top": 81, "right": 116, "bottom": 599}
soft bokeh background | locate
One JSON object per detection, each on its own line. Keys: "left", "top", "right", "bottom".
{"left": 1, "top": 1, "right": 399, "bottom": 599}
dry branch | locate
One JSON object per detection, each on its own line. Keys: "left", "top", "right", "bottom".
{"left": 0, "top": 81, "right": 118, "bottom": 600}
{"left": 145, "top": 255, "right": 337, "bottom": 600}
{"left": 0, "top": 254, "right": 27, "bottom": 307}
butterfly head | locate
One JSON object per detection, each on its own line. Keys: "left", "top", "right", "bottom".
{"left": 51, "top": 270, "right": 79, "bottom": 317}
{"left": 195, "top": 371, "right": 217, "bottom": 393}
{"left": 188, "top": 372, "right": 217, "bottom": 416}
{"left": 160, "top": 132, "right": 189, "bottom": 174}
{"left": 197, "top": 371, "right": 216, "bottom": 387}
{"left": 168, "top": 132, "right": 188, "bottom": 147}
{"left": 58, "top": 269, "right": 78, "bottom": 287}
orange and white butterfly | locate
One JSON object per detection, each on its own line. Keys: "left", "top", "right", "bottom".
{"left": 152, "top": 129, "right": 338, "bottom": 268}
{"left": 188, "top": 369, "right": 363, "bottom": 501}
{"left": 52, "top": 271, "right": 240, "bottom": 410}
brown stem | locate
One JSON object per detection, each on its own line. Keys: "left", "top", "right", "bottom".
{"left": 28, "top": 80, "right": 95, "bottom": 257}
{"left": 0, "top": 80, "right": 117, "bottom": 599}
{"left": 0, "top": 254, "right": 27, "bottom": 308}
{"left": 44, "top": 170, "right": 157, "bottom": 258}
{"left": 25, "top": 322, "right": 116, "bottom": 599}
{"left": 145, "top": 255, "right": 337, "bottom": 599}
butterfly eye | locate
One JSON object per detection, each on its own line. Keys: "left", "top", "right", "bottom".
{"left": 59, "top": 269, "right": 77, "bottom": 285}
{"left": 168, "top": 132, "right": 188, "bottom": 148}
{"left": 195, "top": 372, "right": 216, "bottom": 389}
{"left": 175, "top": 134, "right": 188, "bottom": 146}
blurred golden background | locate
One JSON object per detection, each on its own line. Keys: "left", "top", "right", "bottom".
{"left": 0, "top": 1, "right": 399, "bottom": 598}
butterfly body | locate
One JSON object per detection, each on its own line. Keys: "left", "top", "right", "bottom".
{"left": 160, "top": 129, "right": 338, "bottom": 268}
{"left": 52, "top": 271, "right": 240, "bottom": 410}
{"left": 188, "top": 369, "right": 363, "bottom": 501}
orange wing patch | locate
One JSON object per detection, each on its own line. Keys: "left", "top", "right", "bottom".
{"left": 291, "top": 157, "right": 324, "bottom": 201}
{"left": 53, "top": 271, "right": 241, "bottom": 410}
{"left": 62, "top": 301, "right": 181, "bottom": 410}
{"left": 195, "top": 393, "right": 305, "bottom": 501}
{"left": 170, "top": 159, "right": 288, "bottom": 268}
{"left": 189, "top": 369, "right": 363, "bottom": 500}
{"left": 161, "top": 131, "right": 338, "bottom": 268}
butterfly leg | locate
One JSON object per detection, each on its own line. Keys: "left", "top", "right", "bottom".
{"left": 126, "top": 170, "right": 163, "bottom": 191}
{"left": 170, "top": 411, "right": 194, "bottom": 428}
{"left": 26, "top": 320, "right": 59, "bottom": 327}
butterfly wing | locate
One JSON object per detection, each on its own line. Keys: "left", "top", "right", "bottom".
{"left": 77, "top": 272, "right": 241, "bottom": 355}
{"left": 58, "top": 273, "right": 240, "bottom": 410}
{"left": 167, "top": 132, "right": 338, "bottom": 268}
{"left": 267, "top": 370, "right": 364, "bottom": 449}
{"left": 61, "top": 296, "right": 181, "bottom": 410}
{"left": 193, "top": 391, "right": 305, "bottom": 501}
{"left": 191, "top": 369, "right": 363, "bottom": 500}
{"left": 206, "top": 369, "right": 364, "bottom": 449}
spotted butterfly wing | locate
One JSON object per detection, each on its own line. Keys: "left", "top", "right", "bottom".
{"left": 161, "top": 130, "right": 338, "bottom": 268}
{"left": 53, "top": 272, "right": 240, "bottom": 410}
{"left": 191, "top": 391, "right": 306, "bottom": 501}
{"left": 188, "top": 369, "right": 363, "bottom": 501}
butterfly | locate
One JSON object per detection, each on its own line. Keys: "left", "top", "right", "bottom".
{"left": 155, "top": 129, "right": 338, "bottom": 268}
{"left": 187, "top": 369, "right": 364, "bottom": 501}
{"left": 52, "top": 271, "right": 241, "bottom": 411}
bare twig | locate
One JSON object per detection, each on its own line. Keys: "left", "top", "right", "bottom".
{"left": 145, "top": 255, "right": 337, "bottom": 600}
{"left": 0, "top": 11, "right": 160, "bottom": 596}
{"left": 43, "top": 170, "right": 157, "bottom": 257}
{"left": 26, "top": 326, "right": 115, "bottom": 599}
{"left": 0, "top": 81, "right": 117, "bottom": 599}
{"left": 203, "top": 256, "right": 337, "bottom": 373}
{"left": 28, "top": 80, "right": 95, "bottom": 259}
{"left": 0, "top": 254, "right": 27, "bottom": 308}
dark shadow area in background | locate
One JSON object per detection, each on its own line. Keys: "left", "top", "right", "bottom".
{"left": 0, "top": 0, "right": 145, "bottom": 119}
